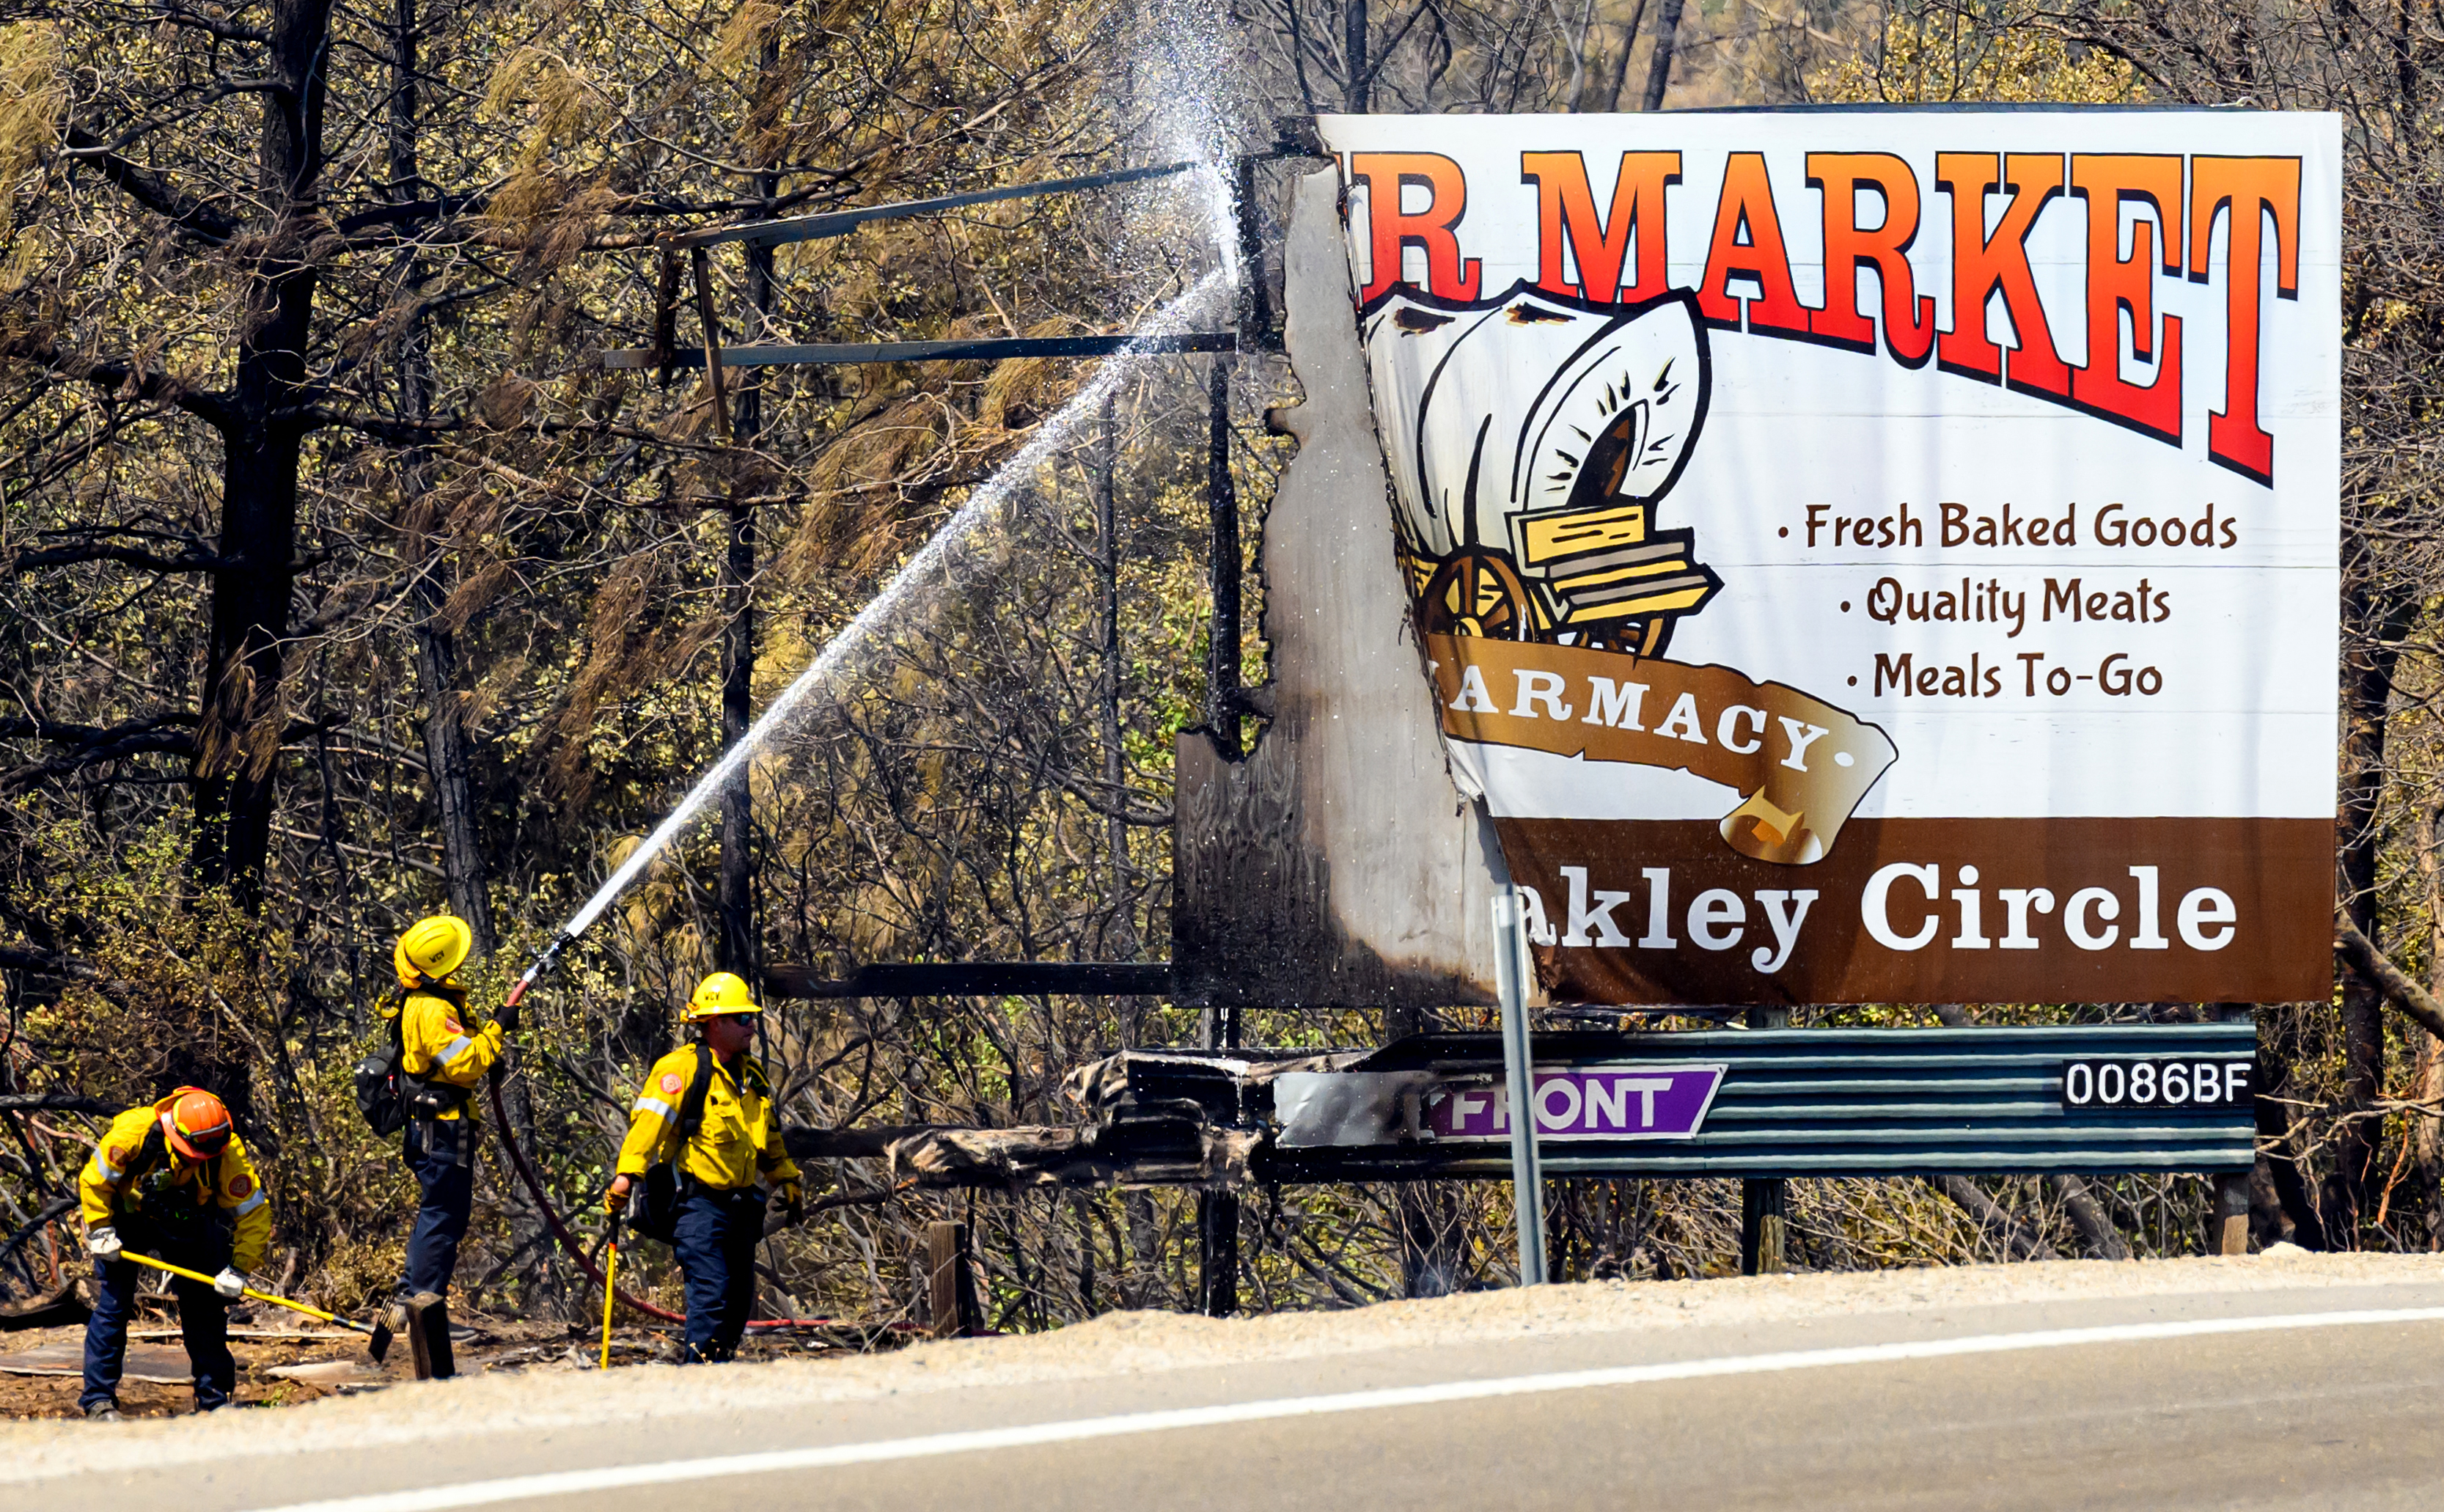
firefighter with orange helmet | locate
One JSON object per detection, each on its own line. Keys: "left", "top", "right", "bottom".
{"left": 78, "top": 1087, "right": 269, "bottom": 1418}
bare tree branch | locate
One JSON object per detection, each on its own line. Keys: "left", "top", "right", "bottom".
{"left": 0, "top": 330, "right": 235, "bottom": 430}
{"left": 2335, "top": 914, "right": 2444, "bottom": 1041}
{"left": 60, "top": 125, "right": 242, "bottom": 243}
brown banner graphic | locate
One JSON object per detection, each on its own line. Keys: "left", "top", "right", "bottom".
{"left": 1427, "top": 634, "right": 1898, "bottom": 865}
{"left": 1494, "top": 816, "right": 2334, "bottom": 1005}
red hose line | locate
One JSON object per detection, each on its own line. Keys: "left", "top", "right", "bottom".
{"left": 746, "top": 1318, "right": 928, "bottom": 1332}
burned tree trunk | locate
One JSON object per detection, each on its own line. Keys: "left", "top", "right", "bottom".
{"left": 195, "top": 429, "right": 304, "bottom": 904}
{"left": 414, "top": 618, "right": 493, "bottom": 941}
{"left": 717, "top": 50, "right": 779, "bottom": 980}
{"left": 2256, "top": 1034, "right": 2329, "bottom": 1250}
{"left": 717, "top": 476, "right": 756, "bottom": 975}
{"left": 191, "top": 0, "right": 336, "bottom": 908}
{"left": 2332, "top": 566, "right": 2409, "bottom": 1241}
{"left": 1601, "top": 0, "right": 1653, "bottom": 113}
{"left": 1343, "top": 0, "right": 1369, "bottom": 112}
{"left": 389, "top": 0, "right": 493, "bottom": 946}
{"left": 2419, "top": 804, "right": 2444, "bottom": 1249}
{"left": 1640, "top": 0, "right": 1687, "bottom": 110}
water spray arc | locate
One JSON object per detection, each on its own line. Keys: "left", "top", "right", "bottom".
{"left": 507, "top": 268, "right": 1233, "bottom": 1000}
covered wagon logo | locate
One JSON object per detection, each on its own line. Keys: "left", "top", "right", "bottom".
{"left": 1361, "top": 284, "right": 1896, "bottom": 865}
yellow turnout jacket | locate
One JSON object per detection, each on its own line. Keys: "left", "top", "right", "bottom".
{"left": 617, "top": 1044, "right": 800, "bottom": 1193}
{"left": 387, "top": 983, "right": 505, "bottom": 1121}
{"left": 79, "top": 1095, "right": 271, "bottom": 1271}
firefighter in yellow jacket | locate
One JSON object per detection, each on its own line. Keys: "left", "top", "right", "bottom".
{"left": 604, "top": 972, "right": 801, "bottom": 1362}
{"left": 78, "top": 1087, "right": 269, "bottom": 1419}
{"left": 384, "top": 915, "right": 517, "bottom": 1309}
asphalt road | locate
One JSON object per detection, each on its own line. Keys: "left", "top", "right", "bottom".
{"left": 22, "top": 1276, "right": 2444, "bottom": 1511}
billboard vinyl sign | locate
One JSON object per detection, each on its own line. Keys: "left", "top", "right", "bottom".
{"left": 1424, "top": 1065, "right": 1726, "bottom": 1140}
{"left": 1315, "top": 110, "right": 2341, "bottom": 1004}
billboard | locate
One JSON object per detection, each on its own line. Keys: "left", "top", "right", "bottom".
{"left": 1315, "top": 110, "right": 2341, "bottom": 1005}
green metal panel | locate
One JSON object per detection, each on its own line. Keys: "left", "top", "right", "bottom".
{"left": 1257, "top": 1022, "right": 2256, "bottom": 1181}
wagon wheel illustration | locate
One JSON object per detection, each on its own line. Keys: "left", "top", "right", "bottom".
{"left": 1416, "top": 548, "right": 1535, "bottom": 641}
{"left": 1568, "top": 617, "right": 1676, "bottom": 658}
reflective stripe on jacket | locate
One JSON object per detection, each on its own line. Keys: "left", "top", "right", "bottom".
{"left": 393, "top": 985, "right": 504, "bottom": 1121}
{"left": 615, "top": 1044, "right": 800, "bottom": 1192}
{"left": 78, "top": 1098, "right": 272, "bottom": 1272}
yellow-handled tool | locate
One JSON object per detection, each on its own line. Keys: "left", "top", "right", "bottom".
{"left": 122, "top": 1251, "right": 394, "bottom": 1360}
{"left": 598, "top": 1213, "right": 620, "bottom": 1370}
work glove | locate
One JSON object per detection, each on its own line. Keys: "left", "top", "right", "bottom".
{"left": 213, "top": 1268, "right": 249, "bottom": 1300}
{"left": 495, "top": 998, "right": 521, "bottom": 1035}
{"left": 86, "top": 1225, "right": 122, "bottom": 1260}
{"left": 773, "top": 1178, "right": 804, "bottom": 1214}
{"left": 604, "top": 1175, "right": 631, "bottom": 1216}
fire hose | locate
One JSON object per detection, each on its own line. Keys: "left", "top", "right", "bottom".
{"left": 485, "top": 1071, "right": 683, "bottom": 1323}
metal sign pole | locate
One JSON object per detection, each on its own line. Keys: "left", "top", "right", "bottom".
{"left": 1491, "top": 892, "right": 1548, "bottom": 1285}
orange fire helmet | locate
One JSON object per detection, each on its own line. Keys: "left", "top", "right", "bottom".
{"left": 160, "top": 1087, "right": 233, "bottom": 1161}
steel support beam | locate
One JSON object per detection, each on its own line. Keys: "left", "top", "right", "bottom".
{"left": 603, "top": 331, "right": 1236, "bottom": 370}
{"left": 669, "top": 161, "right": 1197, "bottom": 251}
{"left": 765, "top": 961, "right": 1172, "bottom": 999}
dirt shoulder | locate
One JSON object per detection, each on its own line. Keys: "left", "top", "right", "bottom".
{"left": 2, "top": 1247, "right": 2437, "bottom": 1482}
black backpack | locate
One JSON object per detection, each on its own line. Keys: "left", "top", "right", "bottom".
{"left": 354, "top": 996, "right": 471, "bottom": 1137}
{"left": 628, "top": 1048, "right": 719, "bottom": 1244}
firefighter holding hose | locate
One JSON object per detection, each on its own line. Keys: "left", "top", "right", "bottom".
{"left": 78, "top": 1087, "right": 269, "bottom": 1419}
{"left": 384, "top": 915, "right": 519, "bottom": 1318}
{"left": 604, "top": 972, "right": 801, "bottom": 1362}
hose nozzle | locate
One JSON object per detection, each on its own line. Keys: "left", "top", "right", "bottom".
{"left": 504, "top": 931, "right": 578, "bottom": 1009}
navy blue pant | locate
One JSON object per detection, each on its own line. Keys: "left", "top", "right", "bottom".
{"left": 400, "top": 1118, "right": 474, "bottom": 1298}
{"left": 672, "top": 1187, "right": 764, "bottom": 1362}
{"left": 83, "top": 1232, "right": 235, "bottom": 1412}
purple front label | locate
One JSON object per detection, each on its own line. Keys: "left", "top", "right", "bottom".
{"left": 1424, "top": 1065, "right": 1725, "bottom": 1141}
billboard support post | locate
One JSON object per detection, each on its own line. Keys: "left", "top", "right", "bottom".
{"left": 1741, "top": 1006, "right": 1791, "bottom": 1274}
{"left": 1492, "top": 892, "right": 1548, "bottom": 1284}
{"left": 2210, "top": 1002, "right": 2256, "bottom": 1255}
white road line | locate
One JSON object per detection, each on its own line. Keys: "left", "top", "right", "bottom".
{"left": 243, "top": 1305, "right": 2444, "bottom": 1512}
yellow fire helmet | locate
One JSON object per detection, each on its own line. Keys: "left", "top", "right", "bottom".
{"left": 683, "top": 970, "right": 761, "bottom": 1021}
{"left": 395, "top": 914, "right": 474, "bottom": 988}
